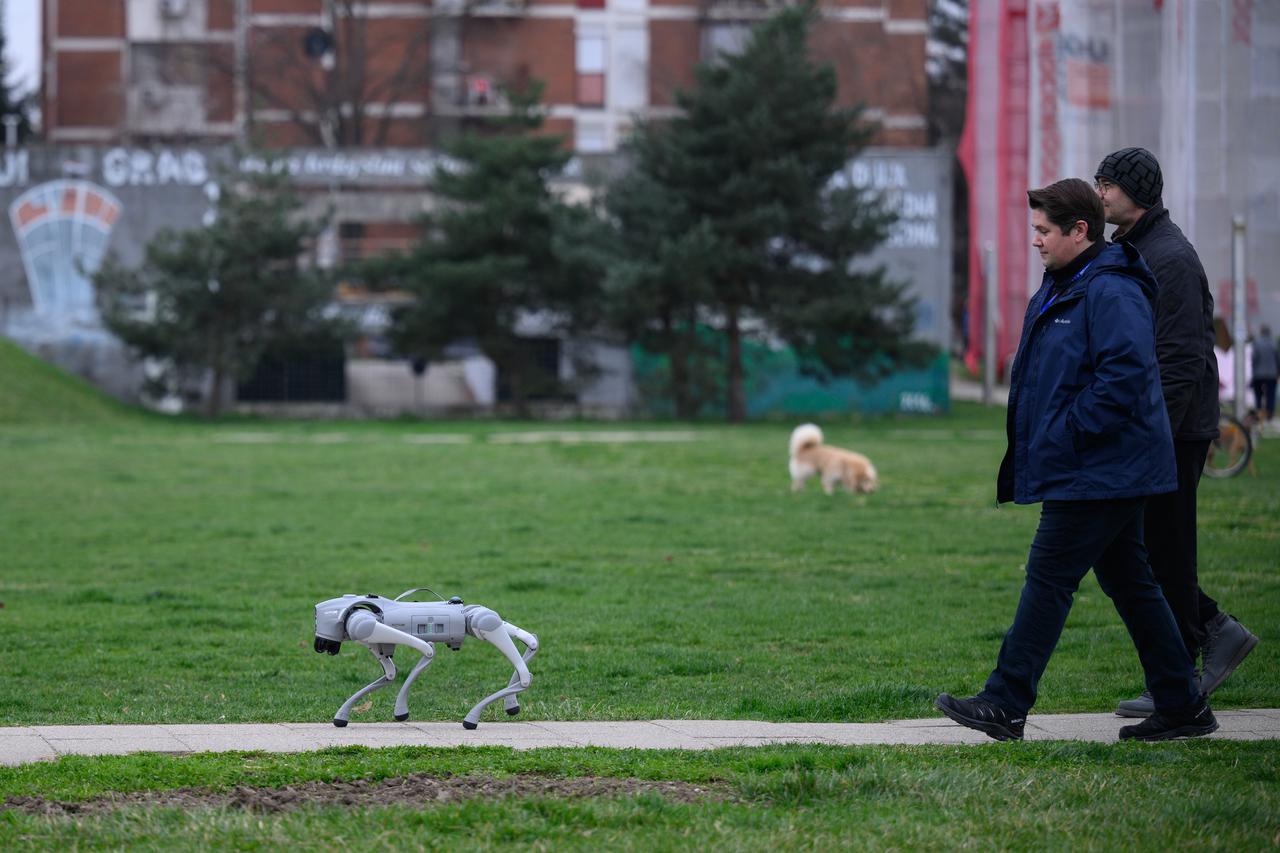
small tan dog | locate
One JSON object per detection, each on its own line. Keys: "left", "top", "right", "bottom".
{"left": 788, "top": 423, "right": 878, "bottom": 495}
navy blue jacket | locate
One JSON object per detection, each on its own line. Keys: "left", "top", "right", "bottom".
{"left": 997, "top": 242, "right": 1177, "bottom": 504}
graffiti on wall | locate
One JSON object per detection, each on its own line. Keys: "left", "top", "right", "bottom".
{"left": 7, "top": 179, "right": 123, "bottom": 334}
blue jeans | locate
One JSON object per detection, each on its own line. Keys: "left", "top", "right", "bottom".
{"left": 980, "top": 498, "right": 1200, "bottom": 717}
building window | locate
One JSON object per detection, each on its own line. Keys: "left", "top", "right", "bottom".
{"left": 576, "top": 120, "right": 607, "bottom": 153}
{"left": 576, "top": 33, "right": 606, "bottom": 108}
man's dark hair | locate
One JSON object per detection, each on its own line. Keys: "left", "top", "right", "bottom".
{"left": 1027, "top": 178, "right": 1104, "bottom": 242}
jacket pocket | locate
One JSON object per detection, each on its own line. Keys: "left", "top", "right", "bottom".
{"left": 1027, "top": 406, "right": 1079, "bottom": 487}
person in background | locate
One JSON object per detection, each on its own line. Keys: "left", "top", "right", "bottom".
{"left": 1251, "top": 324, "right": 1278, "bottom": 426}
{"left": 1095, "top": 148, "right": 1258, "bottom": 717}
{"left": 936, "top": 178, "right": 1215, "bottom": 743}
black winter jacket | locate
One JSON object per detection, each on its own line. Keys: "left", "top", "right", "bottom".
{"left": 1113, "top": 205, "right": 1220, "bottom": 441}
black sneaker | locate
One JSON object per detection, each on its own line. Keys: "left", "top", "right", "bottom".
{"left": 1118, "top": 701, "right": 1218, "bottom": 742}
{"left": 935, "top": 693, "right": 1025, "bottom": 741}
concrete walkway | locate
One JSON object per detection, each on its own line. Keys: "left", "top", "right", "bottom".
{"left": 2, "top": 711, "right": 1278, "bottom": 767}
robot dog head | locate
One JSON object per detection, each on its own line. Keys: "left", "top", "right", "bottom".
{"left": 313, "top": 594, "right": 384, "bottom": 655}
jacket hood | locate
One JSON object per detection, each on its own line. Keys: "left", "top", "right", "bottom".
{"left": 1090, "top": 241, "right": 1158, "bottom": 302}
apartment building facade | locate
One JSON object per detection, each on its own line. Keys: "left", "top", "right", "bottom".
{"left": 42, "top": 0, "right": 930, "bottom": 152}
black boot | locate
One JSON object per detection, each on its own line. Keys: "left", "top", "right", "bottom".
{"left": 1200, "top": 613, "right": 1259, "bottom": 696}
{"left": 935, "top": 693, "right": 1025, "bottom": 741}
{"left": 1118, "top": 700, "right": 1218, "bottom": 742}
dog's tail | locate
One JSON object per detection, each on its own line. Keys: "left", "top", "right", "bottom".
{"left": 789, "top": 423, "right": 824, "bottom": 457}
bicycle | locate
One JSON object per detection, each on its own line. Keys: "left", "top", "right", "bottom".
{"left": 1203, "top": 409, "right": 1254, "bottom": 478}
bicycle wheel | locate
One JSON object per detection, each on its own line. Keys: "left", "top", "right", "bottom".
{"left": 1204, "top": 413, "right": 1252, "bottom": 478}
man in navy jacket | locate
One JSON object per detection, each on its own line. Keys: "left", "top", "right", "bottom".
{"left": 936, "top": 178, "right": 1216, "bottom": 742}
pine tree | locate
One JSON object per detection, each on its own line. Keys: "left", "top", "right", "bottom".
{"left": 93, "top": 171, "right": 335, "bottom": 418}
{"left": 625, "top": 5, "right": 930, "bottom": 421}
{"left": 602, "top": 137, "right": 719, "bottom": 418}
{"left": 383, "top": 85, "right": 600, "bottom": 414}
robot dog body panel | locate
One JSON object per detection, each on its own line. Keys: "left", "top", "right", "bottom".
{"left": 314, "top": 595, "right": 469, "bottom": 651}
{"left": 313, "top": 592, "right": 537, "bottom": 729}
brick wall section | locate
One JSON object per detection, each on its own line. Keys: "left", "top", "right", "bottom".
{"left": 649, "top": 20, "right": 699, "bottom": 108}
{"left": 56, "top": 52, "right": 123, "bottom": 127}
{"left": 251, "top": 0, "right": 323, "bottom": 13}
{"left": 256, "top": 121, "right": 318, "bottom": 146}
{"left": 361, "top": 116, "right": 429, "bottom": 147}
{"left": 209, "top": 0, "right": 236, "bottom": 31}
{"left": 462, "top": 19, "right": 575, "bottom": 105}
{"left": 537, "top": 117, "right": 575, "bottom": 149}
{"left": 252, "top": 114, "right": 431, "bottom": 148}
{"left": 810, "top": 22, "right": 926, "bottom": 115}
{"left": 248, "top": 26, "right": 325, "bottom": 111}
{"left": 55, "top": 0, "right": 125, "bottom": 37}
{"left": 363, "top": 222, "right": 422, "bottom": 241}
{"left": 887, "top": 0, "right": 928, "bottom": 18}
{"left": 358, "top": 17, "right": 432, "bottom": 105}
{"left": 206, "top": 44, "right": 236, "bottom": 123}
{"left": 875, "top": 126, "right": 927, "bottom": 146}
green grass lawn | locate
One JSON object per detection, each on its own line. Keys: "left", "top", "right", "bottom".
{"left": 2, "top": 742, "right": 1278, "bottom": 850}
{"left": 1, "top": 407, "right": 1274, "bottom": 726}
{"left": 1, "top": 345, "right": 1277, "bottom": 848}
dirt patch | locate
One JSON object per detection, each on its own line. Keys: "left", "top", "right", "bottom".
{"left": 4, "top": 774, "right": 732, "bottom": 816}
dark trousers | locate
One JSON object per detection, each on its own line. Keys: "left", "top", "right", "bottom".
{"left": 980, "top": 498, "right": 1199, "bottom": 717}
{"left": 1253, "top": 378, "right": 1277, "bottom": 419}
{"left": 1144, "top": 439, "right": 1219, "bottom": 659}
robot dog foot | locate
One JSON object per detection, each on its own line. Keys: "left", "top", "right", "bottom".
{"left": 333, "top": 718, "right": 348, "bottom": 728}
{"left": 463, "top": 720, "right": 478, "bottom": 730}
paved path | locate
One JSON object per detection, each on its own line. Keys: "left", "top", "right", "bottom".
{"left": 2, "top": 711, "right": 1278, "bottom": 767}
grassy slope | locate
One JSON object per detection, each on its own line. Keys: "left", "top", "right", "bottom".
{"left": 0, "top": 338, "right": 134, "bottom": 425}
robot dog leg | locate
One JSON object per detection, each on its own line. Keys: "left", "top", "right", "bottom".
{"left": 394, "top": 643, "right": 436, "bottom": 722}
{"left": 501, "top": 625, "right": 539, "bottom": 716}
{"left": 334, "top": 645, "right": 397, "bottom": 727}
{"left": 332, "top": 609, "right": 435, "bottom": 727}
{"left": 461, "top": 609, "right": 539, "bottom": 729}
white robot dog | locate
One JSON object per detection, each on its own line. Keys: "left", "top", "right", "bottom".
{"left": 313, "top": 589, "right": 538, "bottom": 729}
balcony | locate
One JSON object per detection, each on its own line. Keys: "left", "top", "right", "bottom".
{"left": 433, "top": 0, "right": 530, "bottom": 17}
{"left": 127, "top": 85, "right": 207, "bottom": 136}
{"left": 431, "top": 73, "right": 514, "bottom": 118}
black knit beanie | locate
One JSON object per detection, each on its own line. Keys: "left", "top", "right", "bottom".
{"left": 1095, "top": 147, "right": 1163, "bottom": 209}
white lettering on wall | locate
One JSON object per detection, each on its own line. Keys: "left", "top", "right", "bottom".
{"left": 101, "top": 148, "right": 209, "bottom": 187}
{"left": 847, "top": 159, "right": 908, "bottom": 191}
{"left": 882, "top": 189, "right": 940, "bottom": 249}
{"left": 838, "top": 160, "right": 941, "bottom": 250}
{"left": 898, "top": 391, "right": 936, "bottom": 413}
{"left": 887, "top": 219, "right": 940, "bottom": 249}
{"left": 238, "top": 151, "right": 447, "bottom": 183}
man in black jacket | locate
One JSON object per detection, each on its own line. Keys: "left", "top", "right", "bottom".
{"left": 1095, "top": 148, "right": 1259, "bottom": 717}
